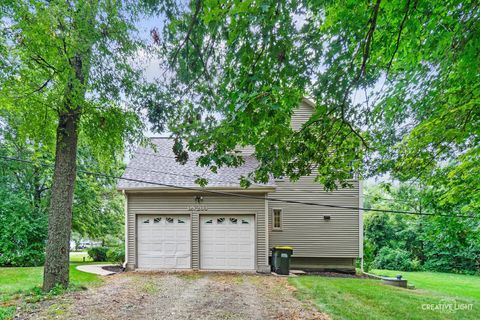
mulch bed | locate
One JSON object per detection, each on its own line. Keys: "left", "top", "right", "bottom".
{"left": 304, "top": 271, "right": 373, "bottom": 279}
{"left": 102, "top": 265, "right": 124, "bottom": 273}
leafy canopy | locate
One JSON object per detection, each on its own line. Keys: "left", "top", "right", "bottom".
{"left": 0, "top": 0, "right": 161, "bottom": 264}
{"left": 150, "top": 0, "right": 479, "bottom": 211}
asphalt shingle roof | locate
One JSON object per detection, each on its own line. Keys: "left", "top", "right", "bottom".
{"left": 118, "top": 138, "right": 275, "bottom": 190}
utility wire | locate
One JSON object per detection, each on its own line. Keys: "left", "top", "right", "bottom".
{"left": 135, "top": 151, "right": 428, "bottom": 204}
{"left": 0, "top": 155, "right": 476, "bottom": 219}
{"left": 135, "top": 150, "right": 432, "bottom": 205}
{"left": 127, "top": 166, "right": 427, "bottom": 206}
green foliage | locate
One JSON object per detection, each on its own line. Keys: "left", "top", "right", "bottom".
{"left": 0, "top": 306, "right": 15, "bottom": 320}
{"left": 362, "top": 239, "right": 375, "bottom": 272}
{"left": 0, "top": 115, "right": 125, "bottom": 265}
{"left": 0, "top": 152, "right": 47, "bottom": 267}
{"left": 421, "top": 216, "right": 480, "bottom": 274}
{"left": 149, "top": 0, "right": 479, "bottom": 202}
{"left": 107, "top": 247, "right": 125, "bottom": 265}
{"left": 364, "top": 184, "right": 480, "bottom": 274}
{"left": 373, "top": 247, "right": 420, "bottom": 272}
{"left": 0, "top": 0, "right": 153, "bottom": 277}
{"left": 87, "top": 247, "right": 109, "bottom": 262}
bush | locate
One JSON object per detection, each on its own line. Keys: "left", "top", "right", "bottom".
{"left": 362, "top": 240, "right": 375, "bottom": 272}
{"left": 87, "top": 247, "right": 109, "bottom": 262}
{"left": 0, "top": 189, "right": 47, "bottom": 267}
{"left": 373, "top": 246, "right": 421, "bottom": 271}
{"left": 107, "top": 247, "right": 125, "bottom": 265}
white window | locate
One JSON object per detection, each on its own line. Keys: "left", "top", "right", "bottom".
{"left": 272, "top": 209, "right": 282, "bottom": 230}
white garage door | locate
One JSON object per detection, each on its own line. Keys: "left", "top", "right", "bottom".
{"left": 137, "top": 215, "right": 191, "bottom": 269}
{"left": 200, "top": 215, "right": 255, "bottom": 270}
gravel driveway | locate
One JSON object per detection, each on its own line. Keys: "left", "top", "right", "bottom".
{"left": 17, "top": 272, "right": 328, "bottom": 320}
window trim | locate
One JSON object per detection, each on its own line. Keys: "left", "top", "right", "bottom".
{"left": 272, "top": 208, "right": 283, "bottom": 231}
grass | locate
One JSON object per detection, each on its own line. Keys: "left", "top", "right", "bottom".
{"left": 68, "top": 251, "right": 92, "bottom": 263}
{"left": 290, "top": 271, "right": 479, "bottom": 320}
{"left": 0, "top": 252, "right": 103, "bottom": 320}
{"left": 176, "top": 272, "right": 204, "bottom": 281}
{"left": 370, "top": 269, "right": 480, "bottom": 300}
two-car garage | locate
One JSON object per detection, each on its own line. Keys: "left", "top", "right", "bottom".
{"left": 136, "top": 214, "right": 255, "bottom": 270}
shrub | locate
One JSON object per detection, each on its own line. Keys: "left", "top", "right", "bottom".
{"left": 362, "top": 239, "right": 375, "bottom": 272}
{"left": 87, "top": 247, "right": 109, "bottom": 262}
{"left": 373, "top": 246, "right": 421, "bottom": 271}
{"left": 107, "top": 246, "right": 125, "bottom": 265}
{"left": 0, "top": 189, "right": 47, "bottom": 267}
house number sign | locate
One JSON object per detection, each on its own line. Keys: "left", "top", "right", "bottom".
{"left": 188, "top": 195, "right": 207, "bottom": 211}
{"left": 187, "top": 205, "right": 208, "bottom": 211}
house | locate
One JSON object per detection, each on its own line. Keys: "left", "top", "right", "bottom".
{"left": 118, "top": 98, "right": 363, "bottom": 273}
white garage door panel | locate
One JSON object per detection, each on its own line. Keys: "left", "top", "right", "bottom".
{"left": 137, "top": 215, "right": 191, "bottom": 269}
{"left": 200, "top": 216, "right": 255, "bottom": 270}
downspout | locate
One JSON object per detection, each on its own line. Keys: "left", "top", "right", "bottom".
{"left": 265, "top": 194, "right": 269, "bottom": 272}
{"left": 122, "top": 190, "right": 128, "bottom": 270}
{"left": 359, "top": 180, "right": 364, "bottom": 273}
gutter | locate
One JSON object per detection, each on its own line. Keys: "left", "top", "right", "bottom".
{"left": 116, "top": 186, "right": 277, "bottom": 193}
{"left": 122, "top": 190, "right": 128, "bottom": 270}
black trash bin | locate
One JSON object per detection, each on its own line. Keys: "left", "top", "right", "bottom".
{"left": 271, "top": 246, "right": 293, "bottom": 275}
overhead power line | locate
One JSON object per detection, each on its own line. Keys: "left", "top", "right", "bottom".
{"left": 0, "top": 155, "right": 476, "bottom": 219}
{"left": 134, "top": 150, "right": 429, "bottom": 205}
{"left": 129, "top": 165, "right": 423, "bottom": 205}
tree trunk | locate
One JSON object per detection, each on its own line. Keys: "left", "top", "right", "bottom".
{"left": 43, "top": 110, "right": 80, "bottom": 291}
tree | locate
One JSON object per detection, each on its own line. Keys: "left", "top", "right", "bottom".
{"left": 0, "top": 116, "right": 126, "bottom": 266}
{"left": 0, "top": 0, "right": 152, "bottom": 290}
{"left": 364, "top": 183, "right": 480, "bottom": 273}
{"left": 150, "top": 1, "right": 479, "bottom": 210}
{"left": 0, "top": 138, "right": 48, "bottom": 267}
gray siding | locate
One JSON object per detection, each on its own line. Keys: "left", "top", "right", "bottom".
{"left": 126, "top": 191, "right": 268, "bottom": 271}
{"left": 290, "top": 257, "right": 355, "bottom": 272}
{"left": 268, "top": 99, "right": 361, "bottom": 259}
{"left": 268, "top": 176, "right": 360, "bottom": 258}
{"left": 126, "top": 194, "right": 135, "bottom": 270}
{"left": 191, "top": 212, "right": 200, "bottom": 268}
{"left": 291, "top": 100, "right": 314, "bottom": 131}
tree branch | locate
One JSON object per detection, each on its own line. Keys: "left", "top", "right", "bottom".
{"left": 171, "top": 0, "right": 202, "bottom": 65}
{"left": 385, "top": 0, "right": 416, "bottom": 78}
{"left": 360, "top": 0, "right": 382, "bottom": 77}
{"left": 30, "top": 55, "right": 57, "bottom": 72}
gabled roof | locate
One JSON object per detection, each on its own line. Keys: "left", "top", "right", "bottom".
{"left": 118, "top": 138, "right": 276, "bottom": 191}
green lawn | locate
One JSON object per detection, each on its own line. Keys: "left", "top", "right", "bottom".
{"left": 0, "top": 253, "right": 103, "bottom": 320}
{"left": 290, "top": 271, "right": 479, "bottom": 320}
{"left": 69, "top": 251, "right": 93, "bottom": 263}
{"left": 370, "top": 269, "right": 480, "bottom": 300}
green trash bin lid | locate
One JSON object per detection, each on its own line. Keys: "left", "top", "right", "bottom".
{"left": 273, "top": 246, "right": 293, "bottom": 250}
